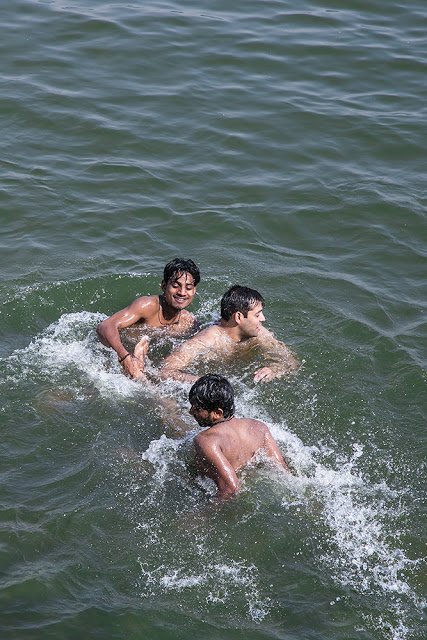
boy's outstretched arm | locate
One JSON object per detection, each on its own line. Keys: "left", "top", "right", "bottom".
{"left": 254, "top": 327, "right": 300, "bottom": 383}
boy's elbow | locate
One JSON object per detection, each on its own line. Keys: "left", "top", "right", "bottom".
{"left": 96, "top": 319, "right": 116, "bottom": 348}
{"left": 217, "top": 478, "right": 240, "bottom": 500}
{"left": 217, "top": 486, "right": 238, "bottom": 501}
{"left": 159, "top": 364, "right": 175, "bottom": 381}
{"left": 281, "top": 352, "right": 300, "bottom": 375}
{"left": 96, "top": 320, "right": 106, "bottom": 340}
{"left": 280, "top": 458, "right": 291, "bottom": 473}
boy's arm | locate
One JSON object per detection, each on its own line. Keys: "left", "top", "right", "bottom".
{"left": 160, "top": 330, "right": 213, "bottom": 384}
{"left": 194, "top": 435, "right": 240, "bottom": 499}
{"left": 253, "top": 327, "right": 300, "bottom": 383}
{"left": 263, "top": 427, "right": 291, "bottom": 473}
{"left": 97, "top": 296, "right": 154, "bottom": 378}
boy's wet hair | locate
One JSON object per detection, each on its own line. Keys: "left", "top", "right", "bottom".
{"left": 163, "top": 258, "right": 200, "bottom": 286}
{"left": 220, "top": 285, "right": 264, "bottom": 321}
{"left": 189, "top": 374, "right": 235, "bottom": 419}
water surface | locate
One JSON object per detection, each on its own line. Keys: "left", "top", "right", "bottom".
{"left": 1, "top": 1, "right": 426, "bottom": 639}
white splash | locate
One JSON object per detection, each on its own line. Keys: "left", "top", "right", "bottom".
{"left": 269, "top": 426, "right": 424, "bottom": 640}
{"left": 137, "top": 556, "right": 270, "bottom": 622}
{"left": 6, "top": 311, "right": 143, "bottom": 398}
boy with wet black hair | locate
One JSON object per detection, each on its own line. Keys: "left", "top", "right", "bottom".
{"left": 163, "top": 258, "right": 200, "bottom": 288}
{"left": 97, "top": 258, "right": 200, "bottom": 379}
{"left": 160, "top": 285, "right": 299, "bottom": 384}
{"left": 189, "top": 373, "right": 235, "bottom": 419}
{"left": 190, "top": 374, "right": 290, "bottom": 499}
{"left": 220, "top": 285, "right": 265, "bottom": 321}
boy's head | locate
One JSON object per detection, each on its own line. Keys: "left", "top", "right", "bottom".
{"left": 189, "top": 374, "right": 235, "bottom": 426}
{"left": 163, "top": 258, "right": 200, "bottom": 287}
{"left": 220, "top": 285, "right": 266, "bottom": 338}
{"left": 220, "top": 285, "right": 264, "bottom": 321}
{"left": 161, "top": 258, "right": 200, "bottom": 310}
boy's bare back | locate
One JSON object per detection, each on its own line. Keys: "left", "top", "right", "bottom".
{"left": 194, "top": 417, "right": 289, "bottom": 499}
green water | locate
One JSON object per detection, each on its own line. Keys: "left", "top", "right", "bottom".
{"left": 1, "top": 1, "right": 426, "bottom": 639}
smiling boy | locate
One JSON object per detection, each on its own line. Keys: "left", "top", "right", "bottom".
{"left": 96, "top": 258, "right": 200, "bottom": 379}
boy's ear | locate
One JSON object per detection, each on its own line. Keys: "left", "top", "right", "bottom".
{"left": 213, "top": 408, "right": 224, "bottom": 420}
{"left": 160, "top": 280, "right": 166, "bottom": 291}
{"left": 234, "top": 311, "right": 242, "bottom": 324}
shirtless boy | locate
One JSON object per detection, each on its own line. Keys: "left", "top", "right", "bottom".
{"left": 96, "top": 258, "right": 200, "bottom": 379}
{"left": 190, "top": 374, "right": 291, "bottom": 499}
{"left": 159, "top": 284, "right": 299, "bottom": 384}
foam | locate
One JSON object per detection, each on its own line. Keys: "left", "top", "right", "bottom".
{"left": 140, "top": 435, "right": 183, "bottom": 484}
{"left": 268, "top": 429, "right": 425, "bottom": 640}
{"left": 5, "top": 311, "right": 143, "bottom": 398}
{"left": 137, "top": 556, "right": 270, "bottom": 622}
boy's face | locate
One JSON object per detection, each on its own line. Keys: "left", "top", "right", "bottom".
{"left": 238, "top": 302, "right": 265, "bottom": 337}
{"left": 189, "top": 403, "right": 215, "bottom": 427}
{"left": 162, "top": 271, "right": 197, "bottom": 310}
